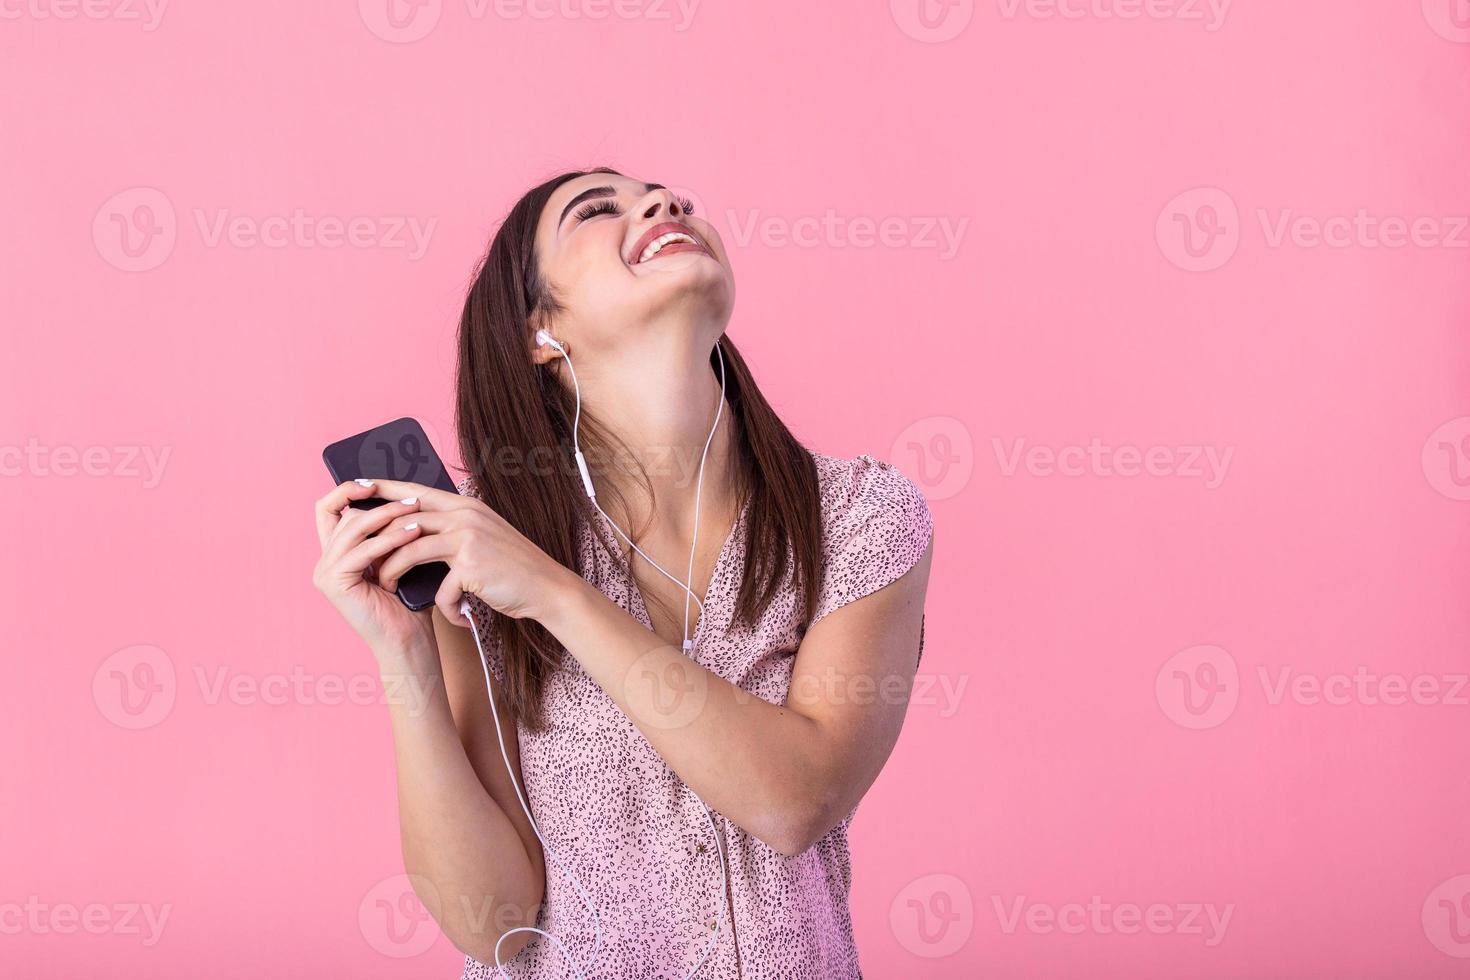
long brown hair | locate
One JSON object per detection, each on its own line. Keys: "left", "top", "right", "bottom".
{"left": 455, "top": 168, "right": 822, "bottom": 730}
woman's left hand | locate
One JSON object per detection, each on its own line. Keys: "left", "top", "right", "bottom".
{"left": 364, "top": 479, "right": 574, "bottom": 628}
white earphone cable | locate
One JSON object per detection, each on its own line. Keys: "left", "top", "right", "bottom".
{"left": 463, "top": 600, "right": 600, "bottom": 979}
{"left": 466, "top": 331, "right": 732, "bottom": 978}
{"left": 681, "top": 342, "right": 727, "bottom": 652}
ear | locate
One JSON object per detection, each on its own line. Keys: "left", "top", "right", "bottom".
{"left": 530, "top": 339, "right": 561, "bottom": 365}
{"left": 527, "top": 317, "right": 568, "bottom": 364}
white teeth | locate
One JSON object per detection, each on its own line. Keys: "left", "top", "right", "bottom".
{"left": 637, "top": 232, "right": 698, "bottom": 263}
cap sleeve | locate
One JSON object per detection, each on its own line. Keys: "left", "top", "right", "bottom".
{"left": 456, "top": 475, "right": 506, "bottom": 685}
{"left": 809, "top": 454, "right": 934, "bottom": 655}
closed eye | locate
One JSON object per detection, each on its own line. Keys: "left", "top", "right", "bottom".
{"left": 573, "top": 199, "right": 621, "bottom": 222}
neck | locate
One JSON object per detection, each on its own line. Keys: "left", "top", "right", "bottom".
{"left": 563, "top": 330, "right": 738, "bottom": 539}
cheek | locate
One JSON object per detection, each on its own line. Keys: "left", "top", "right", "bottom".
{"left": 692, "top": 218, "right": 727, "bottom": 259}
{"left": 568, "top": 226, "right": 627, "bottom": 279}
{"left": 547, "top": 234, "right": 621, "bottom": 298}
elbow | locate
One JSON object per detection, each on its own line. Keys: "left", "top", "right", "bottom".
{"left": 403, "top": 871, "right": 543, "bottom": 967}
{"left": 765, "top": 827, "right": 820, "bottom": 859}
{"left": 458, "top": 927, "right": 533, "bottom": 970}
{"left": 445, "top": 895, "right": 543, "bottom": 967}
{"left": 755, "top": 795, "right": 842, "bottom": 858}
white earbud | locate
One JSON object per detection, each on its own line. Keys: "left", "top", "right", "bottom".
{"left": 536, "top": 328, "right": 561, "bottom": 350}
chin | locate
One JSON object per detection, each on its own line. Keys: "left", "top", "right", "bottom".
{"left": 641, "top": 257, "right": 734, "bottom": 317}
{"left": 640, "top": 276, "right": 740, "bottom": 333}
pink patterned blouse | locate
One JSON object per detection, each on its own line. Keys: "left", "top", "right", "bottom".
{"left": 460, "top": 450, "right": 934, "bottom": 979}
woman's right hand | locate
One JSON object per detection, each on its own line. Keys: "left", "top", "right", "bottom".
{"left": 313, "top": 479, "right": 434, "bottom": 658}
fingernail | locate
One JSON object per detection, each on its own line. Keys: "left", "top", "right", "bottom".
{"left": 401, "top": 497, "right": 417, "bottom": 505}
{"left": 355, "top": 479, "right": 375, "bottom": 487}
{"left": 404, "top": 523, "right": 419, "bottom": 531}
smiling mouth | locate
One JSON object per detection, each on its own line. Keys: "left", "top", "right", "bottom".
{"left": 629, "top": 223, "right": 711, "bottom": 265}
{"left": 639, "top": 233, "right": 705, "bottom": 263}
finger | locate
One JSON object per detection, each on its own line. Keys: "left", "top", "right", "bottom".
{"left": 364, "top": 480, "right": 473, "bottom": 512}
{"left": 376, "top": 534, "right": 459, "bottom": 593}
{"left": 315, "top": 479, "right": 380, "bottom": 549}
{"left": 435, "top": 570, "right": 471, "bottom": 628}
{"left": 323, "top": 497, "right": 423, "bottom": 563}
{"left": 333, "top": 520, "right": 426, "bottom": 579}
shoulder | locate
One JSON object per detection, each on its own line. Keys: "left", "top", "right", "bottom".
{"left": 807, "top": 450, "right": 933, "bottom": 545}
{"left": 805, "top": 450, "right": 934, "bottom": 629}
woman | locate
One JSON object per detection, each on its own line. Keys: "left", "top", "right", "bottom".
{"left": 312, "top": 168, "right": 935, "bottom": 978}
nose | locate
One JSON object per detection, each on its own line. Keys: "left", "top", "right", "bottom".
{"left": 635, "top": 187, "right": 690, "bottom": 221}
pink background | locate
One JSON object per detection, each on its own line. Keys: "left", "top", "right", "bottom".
{"left": 4, "top": 1, "right": 1469, "bottom": 977}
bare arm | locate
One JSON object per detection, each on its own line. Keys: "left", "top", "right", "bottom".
{"left": 382, "top": 616, "right": 546, "bottom": 964}
{"left": 535, "top": 534, "right": 934, "bottom": 856}
{"left": 312, "top": 479, "right": 544, "bottom": 964}
{"left": 358, "top": 471, "right": 935, "bottom": 860}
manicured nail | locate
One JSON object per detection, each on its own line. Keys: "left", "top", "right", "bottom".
{"left": 404, "top": 523, "right": 419, "bottom": 531}
{"left": 355, "top": 479, "right": 375, "bottom": 487}
{"left": 401, "top": 497, "right": 417, "bottom": 505}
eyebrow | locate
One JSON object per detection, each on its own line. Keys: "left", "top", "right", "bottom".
{"left": 559, "top": 182, "right": 664, "bottom": 227}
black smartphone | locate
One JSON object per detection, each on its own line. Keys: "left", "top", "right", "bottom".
{"left": 322, "top": 417, "right": 457, "bottom": 612}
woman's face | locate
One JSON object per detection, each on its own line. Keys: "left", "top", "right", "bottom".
{"left": 531, "top": 173, "right": 734, "bottom": 357}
